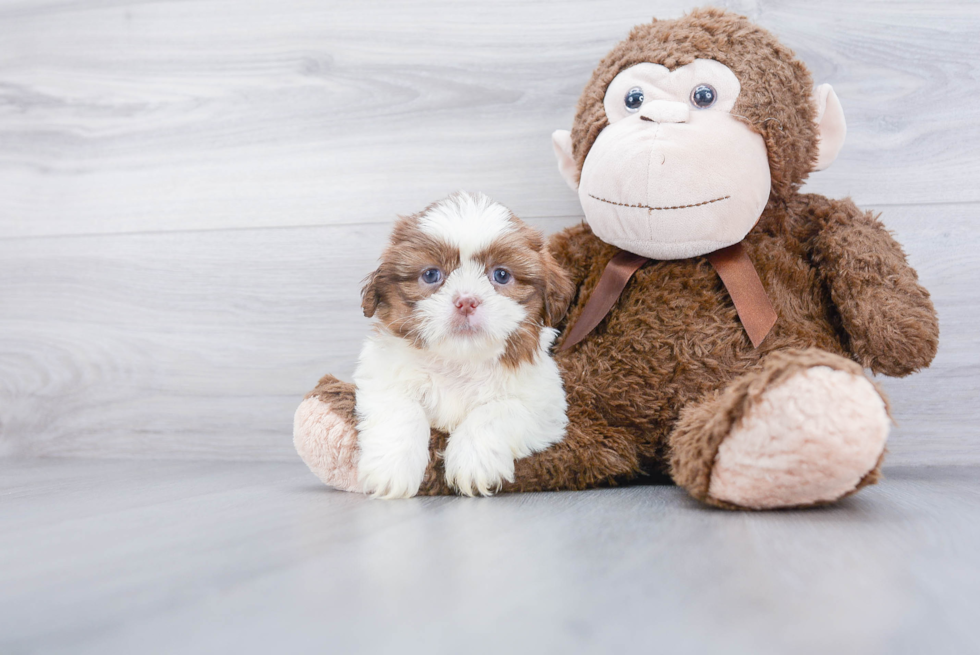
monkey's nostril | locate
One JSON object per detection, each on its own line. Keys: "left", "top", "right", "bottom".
{"left": 639, "top": 100, "right": 690, "bottom": 124}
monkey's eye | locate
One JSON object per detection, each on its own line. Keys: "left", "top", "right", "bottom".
{"left": 490, "top": 268, "right": 512, "bottom": 285}
{"left": 420, "top": 268, "right": 443, "bottom": 285}
{"left": 690, "top": 84, "right": 717, "bottom": 109}
{"left": 624, "top": 86, "right": 645, "bottom": 113}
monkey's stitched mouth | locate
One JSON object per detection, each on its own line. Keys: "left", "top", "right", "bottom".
{"left": 588, "top": 194, "right": 730, "bottom": 211}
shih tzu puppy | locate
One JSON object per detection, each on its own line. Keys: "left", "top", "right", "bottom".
{"left": 354, "top": 192, "right": 575, "bottom": 498}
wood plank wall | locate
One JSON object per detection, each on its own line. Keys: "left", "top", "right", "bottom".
{"left": 1, "top": 0, "right": 978, "bottom": 463}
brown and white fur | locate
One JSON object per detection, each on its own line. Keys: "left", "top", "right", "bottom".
{"left": 354, "top": 192, "right": 575, "bottom": 498}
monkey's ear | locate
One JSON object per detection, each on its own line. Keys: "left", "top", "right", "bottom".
{"left": 552, "top": 130, "right": 579, "bottom": 192}
{"left": 813, "top": 84, "right": 847, "bottom": 171}
{"left": 360, "top": 269, "right": 382, "bottom": 318}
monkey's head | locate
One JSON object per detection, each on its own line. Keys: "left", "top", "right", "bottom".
{"left": 553, "top": 8, "right": 846, "bottom": 259}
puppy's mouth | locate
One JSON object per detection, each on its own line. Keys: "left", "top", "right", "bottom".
{"left": 588, "top": 193, "right": 730, "bottom": 212}
{"left": 449, "top": 319, "right": 484, "bottom": 336}
{"left": 446, "top": 313, "right": 489, "bottom": 337}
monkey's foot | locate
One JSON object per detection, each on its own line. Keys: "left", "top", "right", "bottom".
{"left": 293, "top": 396, "right": 362, "bottom": 492}
{"left": 670, "top": 350, "right": 890, "bottom": 510}
{"left": 710, "top": 366, "right": 888, "bottom": 509}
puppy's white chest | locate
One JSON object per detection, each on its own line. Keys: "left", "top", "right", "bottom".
{"left": 418, "top": 362, "right": 497, "bottom": 432}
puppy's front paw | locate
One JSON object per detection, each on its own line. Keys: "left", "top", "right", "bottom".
{"left": 357, "top": 440, "right": 428, "bottom": 500}
{"left": 444, "top": 432, "right": 515, "bottom": 497}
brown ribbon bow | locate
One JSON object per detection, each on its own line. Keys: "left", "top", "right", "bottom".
{"left": 559, "top": 242, "right": 777, "bottom": 351}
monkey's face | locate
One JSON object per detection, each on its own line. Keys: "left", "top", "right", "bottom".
{"left": 567, "top": 59, "right": 772, "bottom": 260}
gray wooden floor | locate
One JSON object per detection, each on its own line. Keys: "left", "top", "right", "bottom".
{"left": 2, "top": 0, "right": 980, "bottom": 652}
{"left": 2, "top": 459, "right": 979, "bottom": 654}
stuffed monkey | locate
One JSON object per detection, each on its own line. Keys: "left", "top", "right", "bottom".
{"left": 294, "top": 8, "right": 938, "bottom": 509}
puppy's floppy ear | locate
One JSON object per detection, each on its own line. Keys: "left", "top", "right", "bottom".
{"left": 540, "top": 249, "right": 575, "bottom": 327}
{"left": 360, "top": 268, "right": 382, "bottom": 318}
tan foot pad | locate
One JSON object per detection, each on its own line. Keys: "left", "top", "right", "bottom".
{"left": 708, "top": 366, "right": 889, "bottom": 509}
{"left": 293, "top": 397, "right": 362, "bottom": 492}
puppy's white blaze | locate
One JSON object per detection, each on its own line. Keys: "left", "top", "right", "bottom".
{"left": 417, "top": 191, "right": 517, "bottom": 260}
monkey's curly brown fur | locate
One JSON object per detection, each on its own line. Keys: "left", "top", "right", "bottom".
{"left": 302, "top": 9, "right": 939, "bottom": 507}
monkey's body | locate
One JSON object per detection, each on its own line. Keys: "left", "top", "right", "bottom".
{"left": 293, "top": 9, "right": 939, "bottom": 508}
{"left": 496, "top": 192, "right": 935, "bottom": 504}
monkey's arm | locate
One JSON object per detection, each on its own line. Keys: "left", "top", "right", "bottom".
{"left": 547, "top": 222, "right": 605, "bottom": 291}
{"left": 806, "top": 196, "right": 939, "bottom": 377}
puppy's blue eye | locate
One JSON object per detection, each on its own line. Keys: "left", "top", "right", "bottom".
{"left": 491, "top": 268, "right": 512, "bottom": 285}
{"left": 690, "top": 83, "right": 717, "bottom": 109}
{"left": 420, "top": 268, "right": 443, "bottom": 285}
{"left": 624, "top": 86, "right": 644, "bottom": 112}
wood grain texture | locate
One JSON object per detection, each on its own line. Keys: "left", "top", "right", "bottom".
{"left": 0, "top": 215, "right": 572, "bottom": 461}
{"left": 0, "top": 1, "right": 977, "bottom": 465}
{"left": 0, "top": 0, "right": 978, "bottom": 238}
{"left": 1, "top": 459, "right": 979, "bottom": 654}
{"left": 0, "top": 206, "right": 976, "bottom": 464}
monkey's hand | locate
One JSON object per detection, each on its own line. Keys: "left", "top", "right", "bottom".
{"left": 808, "top": 196, "right": 939, "bottom": 377}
